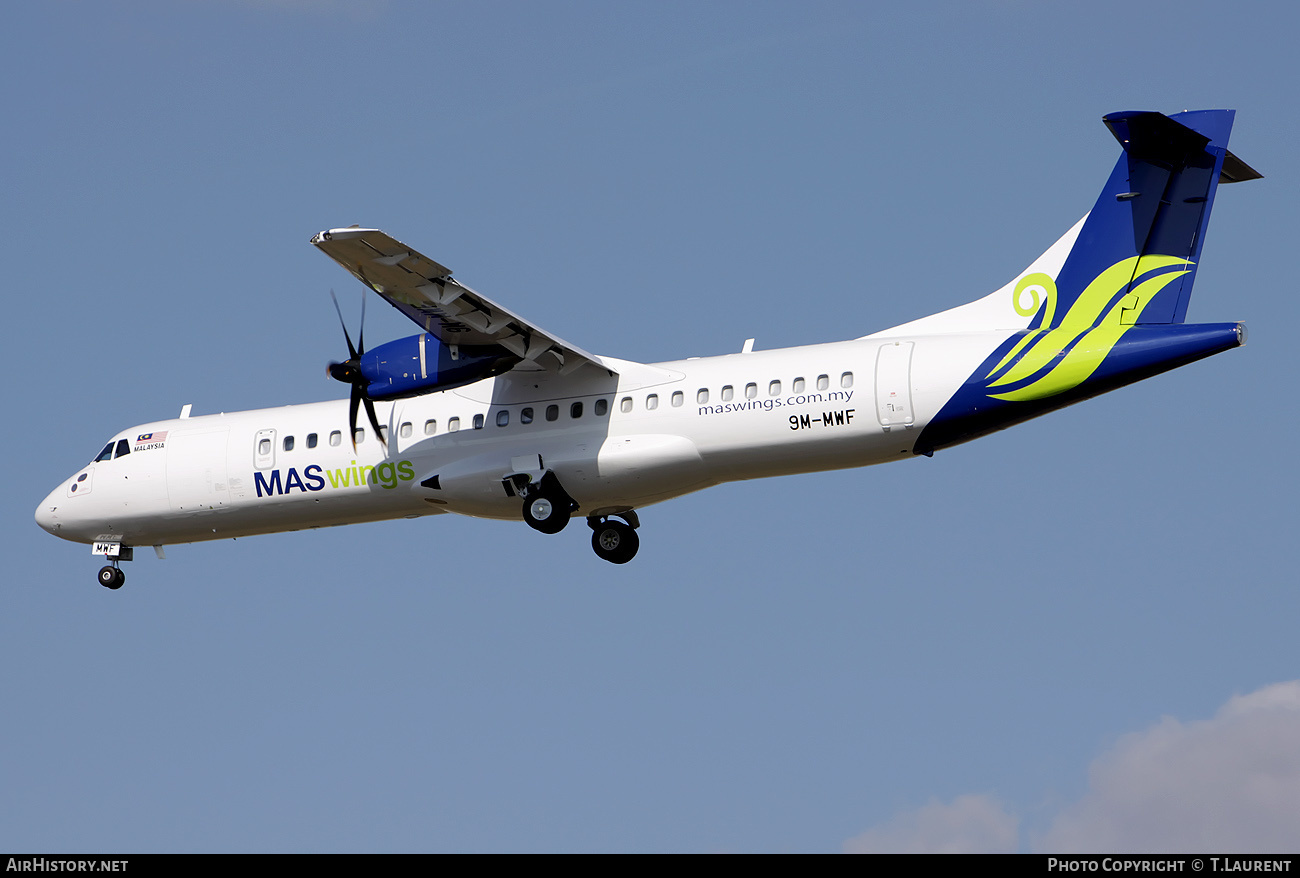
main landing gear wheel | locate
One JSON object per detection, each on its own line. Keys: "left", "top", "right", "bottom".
{"left": 523, "top": 491, "right": 570, "bottom": 534}
{"left": 590, "top": 519, "right": 639, "bottom": 564}
{"left": 521, "top": 472, "right": 578, "bottom": 535}
{"left": 98, "top": 566, "right": 125, "bottom": 590}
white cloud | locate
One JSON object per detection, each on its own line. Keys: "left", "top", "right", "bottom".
{"left": 843, "top": 794, "right": 1018, "bottom": 853}
{"left": 1036, "top": 681, "right": 1300, "bottom": 853}
{"left": 844, "top": 681, "right": 1300, "bottom": 854}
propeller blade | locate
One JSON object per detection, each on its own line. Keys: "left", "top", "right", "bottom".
{"left": 330, "top": 290, "right": 359, "bottom": 360}
{"left": 363, "top": 396, "right": 388, "bottom": 449}
{"left": 348, "top": 386, "right": 361, "bottom": 451}
{"left": 357, "top": 287, "right": 368, "bottom": 356}
{"left": 331, "top": 288, "right": 384, "bottom": 451}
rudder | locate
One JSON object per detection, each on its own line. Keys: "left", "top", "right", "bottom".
{"left": 1046, "top": 109, "right": 1259, "bottom": 328}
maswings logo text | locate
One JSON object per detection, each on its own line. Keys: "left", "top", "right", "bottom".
{"left": 698, "top": 390, "right": 853, "bottom": 416}
{"left": 254, "top": 460, "right": 416, "bottom": 498}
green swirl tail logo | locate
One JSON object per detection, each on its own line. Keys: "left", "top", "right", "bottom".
{"left": 984, "top": 256, "right": 1193, "bottom": 402}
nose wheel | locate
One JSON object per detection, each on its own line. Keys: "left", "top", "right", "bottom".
{"left": 97, "top": 565, "right": 125, "bottom": 590}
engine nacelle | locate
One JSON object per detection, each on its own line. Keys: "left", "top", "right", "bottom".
{"left": 359, "top": 334, "right": 515, "bottom": 400}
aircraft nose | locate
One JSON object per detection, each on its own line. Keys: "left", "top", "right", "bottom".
{"left": 34, "top": 490, "right": 60, "bottom": 535}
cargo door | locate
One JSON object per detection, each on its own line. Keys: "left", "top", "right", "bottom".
{"left": 166, "top": 429, "right": 231, "bottom": 512}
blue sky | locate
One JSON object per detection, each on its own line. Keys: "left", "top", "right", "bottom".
{"left": 4, "top": 1, "right": 1298, "bottom": 853}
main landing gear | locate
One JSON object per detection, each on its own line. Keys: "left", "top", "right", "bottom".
{"left": 588, "top": 515, "right": 640, "bottom": 564}
{"left": 97, "top": 564, "right": 125, "bottom": 590}
{"left": 519, "top": 472, "right": 580, "bottom": 535}
{"left": 514, "top": 471, "right": 641, "bottom": 563}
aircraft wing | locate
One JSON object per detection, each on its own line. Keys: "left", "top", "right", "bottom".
{"left": 311, "top": 228, "right": 608, "bottom": 376}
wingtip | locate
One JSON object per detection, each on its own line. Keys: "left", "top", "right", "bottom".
{"left": 312, "top": 227, "right": 381, "bottom": 244}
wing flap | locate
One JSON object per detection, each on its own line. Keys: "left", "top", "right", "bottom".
{"left": 311, "top": 228, "right": 609, "bottom": 376}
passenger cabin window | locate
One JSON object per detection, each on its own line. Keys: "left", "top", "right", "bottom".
{"left": 646, "top": 394, "right": 658, "bottom": 411}
{"left": 96, "top": 442, "right": 115, "bottom": 462}
{"left": 307, "top": 433, "right": 318, "bottom": 449}
{"left": 745, "top": 383, "right": 757, "bottom": 399}
{"left": 696, "top": 389, "right": 708, "bottom": 404}
{"left": 620, "top": 397, "right": 633, "bottom": 413}
{"left": 841, "top": 371, "right": 854, "bottom": 388}
{"left": 769, "top": 380, "right": 781, "bottom": 396}
{"left": 353, "top": 429, "right": 365, "bottom": 444}
{"left": 424, "top": 419, "right": 437, "bottom": 435}
{"left": 570, "top": 402, "right": 583, "bottom": 419}
{"left": 594, "top": 399, "right": 608, "bottom": 416}
{"left": 672, "top": 391, "right": 684, "bottom": 407}
{"left": 721, "top": 385, "right": 734, "bottom": 401}
{"left": 793, "top": 377, "right": 805, "bottom": 393}
{"left": 114, "top": 439, "right": 131, "bottom": 459}
{"left": 817, "top": 374, "right": 829, "bottom": 391}
{"left": 521, "top": 407, "right": 534, "bottom": 424}
{"left": 283, "top": 436, "right": 294, "bottom": 452}
{"left": 400, "top": 422, "right": 412, "bottom": 438}
{"left": 545, "top": 405, "right": 559, "bottom": 422}
{"left": 497, "top": 410, "right": 509, "bottom": 427}
{"left": 379, "top": 426, "right": 388, "bottom": 441}
{"left": 448, "top": 417, "right": 460, "bottom": 432}
{"left": 258, "top": 438, "right": 272, "bottom": 456}
{"left": 472, "top": 414, "right": 484, "bottom": 430}
{"left": 329, "top": 431, "right": 342, "bottom": 447}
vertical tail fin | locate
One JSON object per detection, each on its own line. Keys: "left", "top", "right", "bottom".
{"left": 872, "top": 110, "right": 1260, "bottom": 340}
{"left": 1048, "top": 109, "right": 1258, "bottom": 327}
{"left": 914, "top": 110, "right": 1260, "bottom": 453}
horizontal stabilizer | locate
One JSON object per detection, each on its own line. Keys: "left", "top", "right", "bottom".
{"left": 1103, "top": 111, "right": 1214, "bottom": 168}
{"left": 1219, "top": 150, "right": 1263, "bottom": 184}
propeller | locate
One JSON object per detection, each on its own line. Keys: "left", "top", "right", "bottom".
{"left": 327, "top": 290, "right": 387, "bottom": 450}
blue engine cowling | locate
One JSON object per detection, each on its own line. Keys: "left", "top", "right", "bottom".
{"left": 359, "top": 334, "right": 516, "bottom": 400}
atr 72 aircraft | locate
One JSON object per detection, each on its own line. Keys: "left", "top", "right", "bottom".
{"left": 36, "top": 110, "right": 1260, "bottom": 588}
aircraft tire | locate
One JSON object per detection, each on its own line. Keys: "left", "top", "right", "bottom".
{"left": 98, "top": 566, "right": 124, "bottom": 589}
{"left": 591, "top": 520, "right": 639, "bottom": 564}
{"left": 523, "top": 492, "right": 569, "bottom": 535}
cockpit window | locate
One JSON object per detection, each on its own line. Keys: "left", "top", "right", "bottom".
{"left": 95, "top": 442, "right": 115, "bottom": 462}
{"left": 114, "top": 439, "right": 131, "bottom": 459}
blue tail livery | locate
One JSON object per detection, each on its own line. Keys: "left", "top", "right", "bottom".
{"left": 914, "top": 109, "right": 1259, "bottom": 453}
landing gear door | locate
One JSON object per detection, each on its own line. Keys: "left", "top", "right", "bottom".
{"left": 875, "top": 341, "right": 915, "bottom": 428}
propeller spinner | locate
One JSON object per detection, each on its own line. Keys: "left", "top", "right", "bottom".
{"left": 327, "top": 290, "right": 387, "bottom": 450}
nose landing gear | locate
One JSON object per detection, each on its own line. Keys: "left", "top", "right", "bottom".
{"left": 93, "top": 542, "right": 132, "bottom": 589}
{"left": 97, "top": 564, "right": 125, "bottom": 589}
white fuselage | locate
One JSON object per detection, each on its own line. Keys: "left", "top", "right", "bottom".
{"left": 35, "top": 330, "right": 1005, "bottom": 548}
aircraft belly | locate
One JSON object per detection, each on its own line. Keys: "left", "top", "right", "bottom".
{"left": 699, "top": 429, "right": 908, "bottom": 482}
{"left": 571, "top": 433, "right": 714, "bottom": 509}
{"left": 120, "top": 487, "right": 437, "bottom": 544}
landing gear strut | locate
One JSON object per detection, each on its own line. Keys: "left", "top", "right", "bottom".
{"left": 94, "top": 543, "right": 132, "bottom": 589}
{"left": 97, "top": 564, "right": 125, "bottom": 590}
{"left": 588, "top": 513, "right": 640, "bottom": 564}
